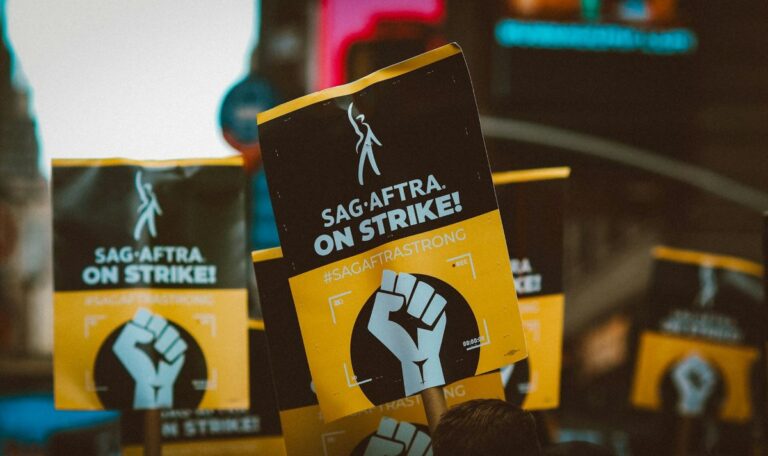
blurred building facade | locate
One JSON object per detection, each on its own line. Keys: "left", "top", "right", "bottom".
{"left": 0, "top": 2, "right": 51, "bottom": 361}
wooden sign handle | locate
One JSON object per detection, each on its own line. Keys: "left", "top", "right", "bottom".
{"left": 421, "top": 386, "right": 448, "bottom": 434}
{"left": 144, "top": 409, "right": 162, "bottom": 456}
{"left": 674, "top": 416, "right": 692, "bottom": 456}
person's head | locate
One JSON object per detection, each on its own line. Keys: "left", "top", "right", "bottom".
{"left": 432, "top": 399, "right": 542, "bottom": 456}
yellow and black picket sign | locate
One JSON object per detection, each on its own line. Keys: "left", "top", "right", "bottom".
{"left": 493, "top": 167, "right": 569, "bottom": 410}
{"left": 630, "top": 246, "right": 765, "bottom": 422}
{"left": 52, "top": 158, "right": 249, "bottom": 411}
{"left": 256, "top": 44, "right": 527, "bottom": 421}
{"left": 253, "top": 248, "right": 505, "bottom": 455}
{"left": 632, "top": 331, "right": 758, "bottom": 422}
{"left": 121, "top": 322, "right": 285, "bottom": 455}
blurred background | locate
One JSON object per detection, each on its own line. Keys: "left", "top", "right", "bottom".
{"left": 1, "top": 0, "right": 766, "bottom": 454}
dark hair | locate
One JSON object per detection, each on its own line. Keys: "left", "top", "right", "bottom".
{"left": 432, "top": 399, "right": 543, "bottom": 456}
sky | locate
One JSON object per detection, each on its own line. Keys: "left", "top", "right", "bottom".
{"left": 6, "top": 0, "right": 257, "bottom": 172}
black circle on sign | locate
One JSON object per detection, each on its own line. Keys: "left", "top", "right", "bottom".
{"left": 94, "top": 318, "right": 207, "bottom": 409}
{"left": 351, "top": 273, "right": 480, "bottom": 405}
{"left": 350, "top": 421, "right": 431, "bottom": 456}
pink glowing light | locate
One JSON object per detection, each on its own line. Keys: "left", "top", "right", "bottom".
{"left": 317, "top": 0, "right": 445, "bottom": 90}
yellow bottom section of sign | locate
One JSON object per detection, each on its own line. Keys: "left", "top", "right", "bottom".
{"left": 631, "top": 331, "right": 759, "bottom": 422}
{"left": 123, "top": 436, "right": 286, "bottom": 455}
{"left": 54, "top": 288, "right": 248, "bottom": 410}
{"left": 519, "top": 294, "right": 563, "bottom": 410}
{"left": 280, "top": 372, "right": 504, "bottom": 456}
{"left": 289, "top": 210, "right": 526, "bottom": 421}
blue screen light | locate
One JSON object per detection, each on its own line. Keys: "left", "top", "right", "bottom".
{"left": 495, "top": 19, "right": 697, "bottom": 55}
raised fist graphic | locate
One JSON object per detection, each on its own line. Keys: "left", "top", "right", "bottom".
{"left": 672, "top": 353, "right": 717, "bottom": 417}
{"left": 113, "top": 308, "right": 187, "bottom": 409}
{"left": 368, "top": 270, "right": 447, "bottom": 396}
{"left": 364, "top": 417, "right": 432, "bottom": 456}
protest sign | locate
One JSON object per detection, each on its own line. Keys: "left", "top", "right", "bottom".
{"left": 631, "top": 246, "right": 764, "bottom": 422}
{"left": 121, "top": 323, "right": 285, "bottom": 455}
{"left": 493, "top": 167, "right": 569, "bottom": 410}
{"left": 253, "top": 248, "right": 505, "bottom": 454}
{"left": 52, "top": 158, "right": 248, "bottom": 411}
{"left": 256, "top": 43, "right": 526, "bottom": 421}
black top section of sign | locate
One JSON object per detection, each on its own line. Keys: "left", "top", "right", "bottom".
{"left": 645, "top": 258, "right": 765, "bottom": 347}
{"left": 121, "top": 329, "right": 282, "bottom": 444}
{"left": 53, "top": 164, "right": 246, "bottom": 291}
{"left": 259, "top": 52, "right": 498, "bottom": 275}
{"left": 253, "top": 257, "right": 317, "bottom": 411}
{"left": 496, "top": 178, "right": 565, "bottom": 297}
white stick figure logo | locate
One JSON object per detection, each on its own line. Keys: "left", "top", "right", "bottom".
{"left": 695, "top": 266, "right": 718, "bottom": 309}
{"left": 133, "top": 171, "right": 163, "bottom": 241}
{"left": 348, "top": 102, "right": 382, "bottom": 186}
